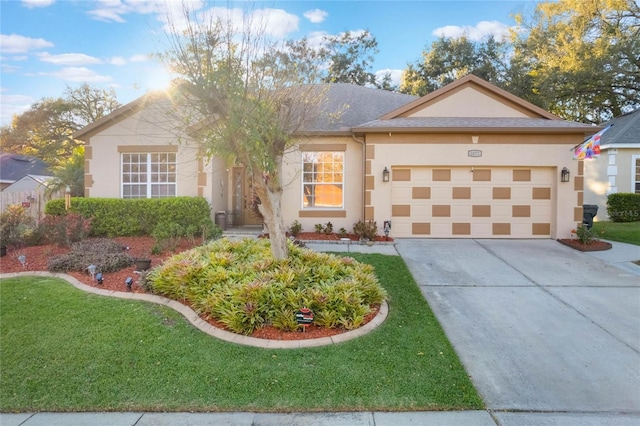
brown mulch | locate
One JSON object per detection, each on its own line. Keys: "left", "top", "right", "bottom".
{"left": 0, "top": 235, "right": 378, "bottom": 341}
{"left": 0, "top": 236, "right": 188, "bottom": 294}
{"left": 557, "top": 238, "right": 613, "bottom": 252}
{"left": 289, "top": 232, "right": 393, "bottom": 242}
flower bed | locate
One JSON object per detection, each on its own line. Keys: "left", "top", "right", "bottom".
{"left": 557, "top": 238, "right": 612, "bottom": 252}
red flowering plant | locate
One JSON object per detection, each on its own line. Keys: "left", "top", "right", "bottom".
{"left": 41, "top": 213, "right": 92, "bottom": 248}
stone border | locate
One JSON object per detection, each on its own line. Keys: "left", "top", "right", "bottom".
{"left": 0, "top": 272, "right": 388, "bottom": 349}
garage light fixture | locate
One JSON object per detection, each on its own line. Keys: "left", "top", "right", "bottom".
{"left": 382, "top": 167, "right": 390, "bottom": 182}
{"left": 561, "top": 167, "right": 570, "bottom": 183}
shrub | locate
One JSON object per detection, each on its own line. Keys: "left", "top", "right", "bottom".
{"left": 314, "top": 223, "right": 324, "bottom": 233}
{"left": 607, "top": 193, "right": 640, "bottom": 222}
{"left": 47, "top": 238, "right": 133, "bottom": 273}
{"left": 41, "top": 213, "right": 92, "bottom": 248}
{"left": 146, "top": 239, "right": 387, "bottom": 335}
{"left": 324, "top": 221, "right": 333, "bottom": 234}
{"left": 289, "top": 220, "right": 302, "bottom": 237}
{"left": 45, "top": 197, "right": 217, "bottom": 237}
{"left": 572, "top": 224, "right": 597, "bottom": 245}
{"left": 152, "top": 221, "right": 185, "bottom": 253}
{"left": 353, "top": 220, "right": 378, "bottom": 241}
{"left": 0, "top": 205, "right": 36, "bottom": 249}
{"left": 338, "top": 227, "right": 348, "bottom": 238}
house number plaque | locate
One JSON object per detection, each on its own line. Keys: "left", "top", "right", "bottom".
{"left": 468, "top": 150, "right": 482, "bottom": 157}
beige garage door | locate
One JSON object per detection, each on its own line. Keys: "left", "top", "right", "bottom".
{"left": 391, "top": 167, "right": 553, "bottom": 238}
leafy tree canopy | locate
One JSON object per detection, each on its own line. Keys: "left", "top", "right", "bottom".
{"left": 161, "top": 3, "right": 331, "bottom": 259}
{"left": 0, "top": 84, "right": 120, "bottom": 165}
{"left": 399, "top": 36, "right": 511, "bottom": 96}
{"left": 400, "top": 0, "right": 639, "bottom": 123}
{"left": 512, "top": 0, "right": 640, "bottom": 123}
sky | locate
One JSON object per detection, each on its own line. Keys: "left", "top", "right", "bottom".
{"left": 0, "top": 0, "right": 542, "bottom": 126}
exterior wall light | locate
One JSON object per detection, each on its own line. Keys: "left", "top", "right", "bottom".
{"left": 561, "top": 167, "right": 570, "bottom": 183}
{"left": 382, "top": 167, "right": 390, "bottom": 182}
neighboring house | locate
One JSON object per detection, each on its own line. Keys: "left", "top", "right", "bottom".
{"left": 0, "top": 153, "right": 51, "bottom": 191}
{"left": 0, "top": 174, "right": 56, "bottom": 218}
{"left": 73, "top": 75, "right": 599, "bottom": 239}
{"left": 584, "top": 108, "right": 640, "bottom": 219}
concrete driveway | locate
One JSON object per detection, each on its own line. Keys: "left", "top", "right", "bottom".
{"left": 395, "top": 239, "right": 640, "bottom": 413}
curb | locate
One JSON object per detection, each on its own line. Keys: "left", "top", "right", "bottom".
{"left": 0, "top": 272, "right": 388, "bottom": 349}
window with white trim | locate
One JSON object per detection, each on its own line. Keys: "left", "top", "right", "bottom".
{"left": 302, "top": 151, "right": 344, "bottom": 208}
{"left": 122, "top": 153, "right": 176, "bottom": 198}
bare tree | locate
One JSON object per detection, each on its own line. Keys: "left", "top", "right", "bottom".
{"left": 160, "top": 1, "right": 328, "bottom": 259}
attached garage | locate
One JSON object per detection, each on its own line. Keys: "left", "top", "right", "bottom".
{"left": 355, "top": 75, "right": 598, "bottom": 241}
{"left": 390, "top": 166, "right": 554, "bottom": 238}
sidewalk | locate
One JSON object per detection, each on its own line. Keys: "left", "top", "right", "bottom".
{"left": 4, "top": 410, "right": 639, "bottom": 425}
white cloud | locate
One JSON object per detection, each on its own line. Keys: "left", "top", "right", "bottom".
{"left": 1, "top": 63, "right": 22, "bottom": 73}
{"left": 21, "top": 0, "right": 54, "bottom": 8}
{"left": 0, "top": 34, "right": 54, "bottom": 54}
{"left": 49, "top": 67, "right": 112, "bottom": 82}
{"left": 109, "top": 56, "right": 127, "bottom": 66}
{"left": 198, "top": 7, "right": 299, "bottom": 39}
{"left": 304, "top": 9, "right": 328, "bottom": 24}
{"left": 307, "top": 31, "right": 329, "bottom": 49}
{"left": 375, "top": 69, "right": 403, "bottom": 88}
{"left": 432, "top": 20, "right": 513, "bottom": 42}
{"left": 129, "top": 54, "right": 149, "bottom": 63}
{"left": 253, "top": 8, "right": 299, "bottom": 38}
{"left": 37, "top": 52, "right": 102, "bottom": 65}
{"left": 0, "top": 92, "right": 35, "bottom": 125}
{"left": 87, "top": 0, "right": 169, "bottom": 23}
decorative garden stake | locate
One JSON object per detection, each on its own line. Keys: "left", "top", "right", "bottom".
{"left": 295, "top": 307, "right": 314, "bottom": 332}
{"left": 96, "top": 272, "right": 103, "bottom": 285}
{"left": 125, "top": 277, "right": 133, "bottom": 291}
{"left": 17, "top": 255, "right": 26, "bottom": 267}
{"left": 87, "top": 264, "right": 97, "bottom": 280}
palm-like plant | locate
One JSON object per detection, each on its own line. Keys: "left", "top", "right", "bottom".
{"left": 45, "top": 146, "right": 85, "bottom": 198}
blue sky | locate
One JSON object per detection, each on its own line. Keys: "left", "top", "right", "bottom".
{"left": 0, "top": 0, "right": 541, "bottom": 126}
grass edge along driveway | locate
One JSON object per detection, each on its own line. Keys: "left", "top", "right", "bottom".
{"left": 0, "top": 253, "right": 483, "bottom": 412}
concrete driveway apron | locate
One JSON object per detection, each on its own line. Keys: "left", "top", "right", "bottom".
{"left": 395, "top": 239, "right": 640, "bottom": 413}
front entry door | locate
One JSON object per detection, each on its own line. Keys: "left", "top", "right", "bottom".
{"left": 231, "top": 166, "right": 262, "bottom": 226}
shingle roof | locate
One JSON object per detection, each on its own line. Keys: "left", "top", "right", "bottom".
{"left": 301, "top": 84, "right": 418, "bottom": 133}
{"left": 354, "top": 117, "right": 598, "bottom": 133}
{"left": 0, "top": 154, "right": 52, "bottom": 183}
{"left": 599, "top": 108, "right": 640, "bottom": 146}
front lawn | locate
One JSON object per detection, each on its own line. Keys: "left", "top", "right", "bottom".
{"left": 592, "top": 221, "right": 640, "bottom": 245}
{"left": 0, "top": 254, "right": 483, "bottom": 412}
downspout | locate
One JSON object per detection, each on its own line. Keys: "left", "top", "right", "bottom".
{"left": 352, "top": 132, "right": 366, "bottom": 222}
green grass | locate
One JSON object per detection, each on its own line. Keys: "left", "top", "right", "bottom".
{"left": 0, "top": 254, "right": 483, "bottom": 412}
{"left": 592, "top": 221, "right": 640, "bottom": 245}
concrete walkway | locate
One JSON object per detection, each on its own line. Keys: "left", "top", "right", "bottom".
{"left": 2, "top": 239, "right": 639, "bottom": 425}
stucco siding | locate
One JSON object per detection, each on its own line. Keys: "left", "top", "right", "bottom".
{"left": 280, "top": 136, "right": 364, "bottom": 232}
{"left": 407, "top": 87, "right": 531, "bottom": 118}
{"left": 86, "top": 98, "right": 203, "bottom": 202}
{"left": 367, "top": 132, "right": 582, "bottom": 239}
{"left": 584, "top": 148, "right": 640, "bottom": 219}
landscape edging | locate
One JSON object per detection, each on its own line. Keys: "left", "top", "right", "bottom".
{"left": 0, "top": 271, "right": 388, "bottom": 349}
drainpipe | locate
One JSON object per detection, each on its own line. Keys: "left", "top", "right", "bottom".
{"left": 352, "top": 133, "right": 366, "bottom": 222}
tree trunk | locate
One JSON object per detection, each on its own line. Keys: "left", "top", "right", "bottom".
{"left": 252, "top": 170, "right": 289, "bottom": 260}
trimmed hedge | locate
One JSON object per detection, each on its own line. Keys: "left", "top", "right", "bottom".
{"left": 45, "top": 197, "right": 216, "bottom": 237}
{"left": 607, "top": 193, "right": 640, "bottom": 222}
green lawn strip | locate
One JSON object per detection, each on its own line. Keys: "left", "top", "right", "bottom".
{"left": 0, "top": 255, "right": 482, "bottom": 412}
{"left": 592, "top": 221, "right": 640, "bottom": 245}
